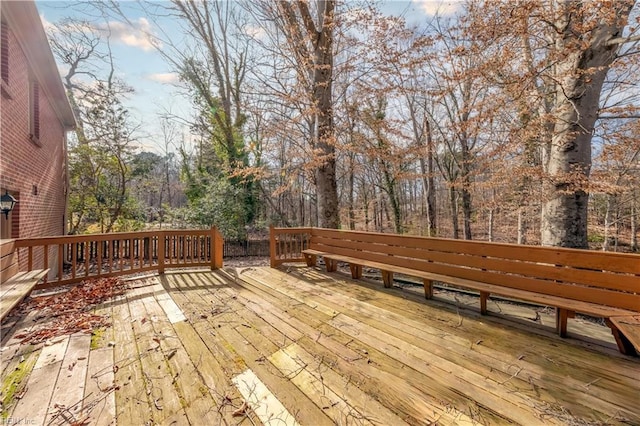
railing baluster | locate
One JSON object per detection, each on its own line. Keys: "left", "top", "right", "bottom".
{"left": 129, "top": 238, "right": 134, "bottom": 271}
{"left": 190, "top": 234, "right": 195, "bottom": 264}
{"left": 71, "top": 241, "right": 77, "bottom": 279}
{"left": 107, "top": 239, "right": 112, "bottom": 274}
{"left": 97, "top": 241, "right": 102, "bottom": 277}
{"left": 118, "top": 238, "right": 123, "bottom": 272}
{"left": 153, "top": 235, "right": 158, "bottom": 266}
{"left": 182, "top": 234, "right": 186, "bottom": 265}
{"left": 84, "top": 242, "right": 89, "bottom": 277}
{"left": 57, "top": 244, "right": 63, "bottom": 283}
{"left": 43, "top": 245, "right": 49, "bottom": 283}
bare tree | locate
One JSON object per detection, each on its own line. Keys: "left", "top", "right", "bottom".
{"left": 256, "top": 0, "right": 340, "bottom": 228}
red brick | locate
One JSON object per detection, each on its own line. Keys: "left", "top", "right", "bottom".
{"left": 1, "top": 14, "right": 70, "bottom": 272}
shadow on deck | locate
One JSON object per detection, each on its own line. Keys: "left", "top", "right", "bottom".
{"left": 1, "top": 265, "right": 638, "bottom": 425}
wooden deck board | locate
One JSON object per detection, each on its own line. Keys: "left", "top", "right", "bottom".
{"left": 1, "top": 266, "right": 638, "bottom": 425}
{"left": 127, "top": 284, "right": 186, "bottom": 424}
{"left": 231, "top": 270, "right": 502, "bottom": 423}
{"left": 166, "top": 272, "right": 332, "bottom": 425}
{"left": 248, "top": 266, "right": 640, "bottom": 417}
{"left": 293, "top": 267, "right": 638, "bottom": 381}
{"left": 239, "top": 264, "right": 638, "bottom": 424}
{"left": 81, "top": 299, "right": 116, "bottom": 425}
{"left": 111, "top": 294, "right": 153, "bottom": 425}
{"left": 46, "top": 333, "right": 91, "bottom": 425}
{"left": 238, "top": 275, "right": 548, "bottom": 424}
{"left": 140, "top": 280, "right": 223, "bottom": 424}
{"left": 84, "top": 347, "right": 116, "bottom": 426}
{"left": 11, "top": 337, "right": 69, "bottom": 424}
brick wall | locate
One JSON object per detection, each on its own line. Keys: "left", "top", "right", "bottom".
{"left": 1, "top": 22, "right": 67, "bottom": 272}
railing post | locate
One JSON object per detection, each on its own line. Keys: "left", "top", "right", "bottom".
{"left": 269, "top": 225, "right": 276, "bottom": 268}
{"left": 211, "top": 226, "right": 223, "bottom": 270}
{"left": 215, "top": 227, "right": 223, "bottom": 269}
{"left": 158, "top": 231, "right": 165, "bottom": 274}
{"left": 210, "top": 227, "right": 215, "bottom": 270}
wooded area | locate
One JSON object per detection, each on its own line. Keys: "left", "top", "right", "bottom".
{"left": 46, "top": 0, "right": 639, "bottom": 250}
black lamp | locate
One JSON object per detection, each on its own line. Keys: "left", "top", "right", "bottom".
{"left": 1, "top": 190, "right": 17, "bottom": 219}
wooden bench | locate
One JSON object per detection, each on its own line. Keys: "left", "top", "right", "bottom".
{"left": 298, "top": 228, "right": 640, "bottom": 356}
{"left": 1, "top": 240, "right": 48, "bottom": 321}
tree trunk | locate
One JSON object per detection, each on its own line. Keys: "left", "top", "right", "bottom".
{"left": 540, "top": 2, "right": 631, "bottom": 248}
{"left": 461, "top": 185, "right": 472, "bottom": 240}
{"left": 313, "top": 1, "right": 339, "bottom": 229}
{"left": 460, "top": 141, "right": 473, "bottom": 240}
{"left": 488, "top": 208, "right": 494, "bottom": 242}
{"left": 380, "top": 157, "right": 402, "bottom": 234}
{"left": 449, "top": 186, "right": 459, "bottom": 239}
{"left": 517, "top": 207, "right": 527, "bottom": 245}
{"left": 631, "top": 195, "right": 638, "bottom": 252}
{"left": 362, "top": 182, "right": 370, "bottom": 231}
{"left": 602, "top": 193, "right": 617, "bottom": 251}
{"left": 419, "top": 120, "right": 437, "bottom": 236}
{"left": 347, "top": 153, "right": 356, "bottom": 230}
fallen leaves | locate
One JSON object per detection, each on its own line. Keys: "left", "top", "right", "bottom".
{"left": 13, "top": 277, "right": 129, "bottom": 345}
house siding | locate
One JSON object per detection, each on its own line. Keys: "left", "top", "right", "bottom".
{"left": 1, "top": 13, "right": 70, "bottom": 273}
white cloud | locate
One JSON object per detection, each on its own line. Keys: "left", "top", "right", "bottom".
{"left": 147, "top": 72, "right": 179, "bottom": 84}
{"left": 40, "top": 12, "right": 159, "bottom": 52}
{"left": 98, "top": 17, "right": 159, "bottom": 52}
{"left": 412, "top": 0, "right": 462, "bottom": 16}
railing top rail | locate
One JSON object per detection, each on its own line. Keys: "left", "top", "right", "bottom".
{"left": 162, "top": 229, "right": 213, "bottom": 236}
{"left": 270, "top": 226, "right": 312, "bottom": 233}
{"left": 14, "top": 229, "right": 215, "bottom": 247}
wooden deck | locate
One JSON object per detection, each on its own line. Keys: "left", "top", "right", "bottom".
{"left": 1, "top": 265, "right": 639, "bottom": 425}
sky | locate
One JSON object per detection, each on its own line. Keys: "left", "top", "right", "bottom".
{"left": 36, "top": 0, "right": 462, "bottom": 154}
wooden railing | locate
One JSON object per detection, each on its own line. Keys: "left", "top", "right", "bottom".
{"left": 14, "top": 227, "right": 224, "bottom": 289}
{"left": 269, "top": 226, "right": 312, "bottom": 267}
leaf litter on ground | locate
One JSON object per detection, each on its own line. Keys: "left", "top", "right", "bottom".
{"left": 12, "top": 277, "right": 129, "bottom": 345}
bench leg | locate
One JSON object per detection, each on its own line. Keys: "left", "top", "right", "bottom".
{"left": 381, "top": 270, "right": 393, "bottom": 288}
{"left": 556, "top": 308, "right": 574, "bottom": 337}
{"left": 605, "top": 319, "right": 638, "bottom": 356}
{"left": 349, "top": 264, "right": 362, "bottom": 279}
{"left": 479, "top": 291, "right": 489, "bottom": 315}
{"left": 423, "top": 279, "right": 433, "bottom": 299}
{"left": 325, "top": 259, "right": 338, "bottom": 273}
{"left": 304, "top": 254, "right": 317, "bottom": 267}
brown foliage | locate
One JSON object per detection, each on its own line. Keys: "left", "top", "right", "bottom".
{"left": 13, "top": 277, "right": 129, "bottom": 345}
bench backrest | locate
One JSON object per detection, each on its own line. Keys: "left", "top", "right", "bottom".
{"left": 309, "top": 229, "right": 640, "bottom": 312}
{"left": 1, "top": 240, "right": 19, "bottom": 284}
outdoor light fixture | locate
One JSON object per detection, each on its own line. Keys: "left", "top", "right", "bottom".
{"left": 0, "top": 190, "right": 17, "bottom": 219}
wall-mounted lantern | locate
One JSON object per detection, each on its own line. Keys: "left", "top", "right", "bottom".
{"left": 0, "top": 191, "right": 17, "bottom": 219}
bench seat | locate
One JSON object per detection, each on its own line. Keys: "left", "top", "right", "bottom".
{"left": 0, "top": 269, "right": 48, "bottom": 321}
{"left": 302, "top": 247, "right": 640, "bottom": 355}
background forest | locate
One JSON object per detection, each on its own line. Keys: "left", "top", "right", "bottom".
{"left": 47, "top": 0, "right": 640, "bottom": 251}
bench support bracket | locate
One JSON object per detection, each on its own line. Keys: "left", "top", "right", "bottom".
{"left": 480, "top": 292, "right": 490, "bottom": 315}
{"left": 605, "top": 318, "right": 638, "bottom": 357}
{"left": 423, "top": 279, "right": 433, "bottom": 299}
{"left": 349, "top": 264, "right": 362, "bottom": 279}
{"left": 326, "top": 259, "right": 338, "bottom": 273}
{"left": 556, "top": 308, "right": 574, "bottom": 338}
{"left": 304, "top": 254, "right": 317, "bottom": 267}
{"left": 381, "top": 270, "right": 393, "bottom": 288}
